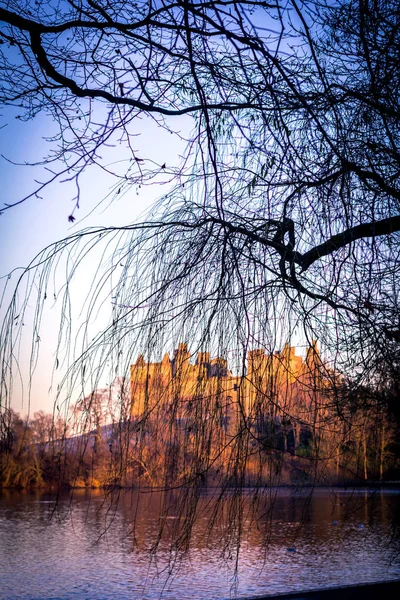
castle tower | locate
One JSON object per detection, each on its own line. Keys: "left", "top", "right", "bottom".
{"left": 171, "top": 342, "right": 190, "bottom": 377}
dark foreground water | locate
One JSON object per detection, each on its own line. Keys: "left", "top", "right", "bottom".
{"left": 0, "top": 487, "right": 399, "bottom": 600}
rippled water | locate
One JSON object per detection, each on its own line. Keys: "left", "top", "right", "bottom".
{"left": 1, "top": 487, "right": 399, "bottom": 600}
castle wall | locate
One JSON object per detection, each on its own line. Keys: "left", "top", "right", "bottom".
{"left": 130, "top": 342, "right": 327, "bottom": 428}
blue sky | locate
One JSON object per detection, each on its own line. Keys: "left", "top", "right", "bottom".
{"left": 0, "top": 103, "right": 190, "bottom": 417}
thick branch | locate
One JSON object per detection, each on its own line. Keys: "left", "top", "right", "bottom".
{"left": 27, "top": 30, "right": 257, "bottom": 116}
{"left": 198, "top": 214, "right": 400, "bottom": 274}
{"left": 301, "top": 215, "right": 400, "bottom": 271}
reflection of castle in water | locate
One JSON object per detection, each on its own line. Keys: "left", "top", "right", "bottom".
{"left": 130, "top": 341, "right": 333, "bottom": 454}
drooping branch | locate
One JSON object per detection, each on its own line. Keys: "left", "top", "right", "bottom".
{"left": 1, "top": 0, "right": 400, "bottom": 436}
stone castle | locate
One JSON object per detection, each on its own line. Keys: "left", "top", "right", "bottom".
{"left": 130, "top": 341, "right": 330, "bottom": 430}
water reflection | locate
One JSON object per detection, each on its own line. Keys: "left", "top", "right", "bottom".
{"left": 1, "top": 488, "right": 399, "bottom": 599}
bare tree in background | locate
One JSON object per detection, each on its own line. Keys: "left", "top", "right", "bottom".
{"left": 1, "top": 0, "right": 400, "bottom": 555}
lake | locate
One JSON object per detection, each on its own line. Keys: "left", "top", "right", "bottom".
{"left": 1, "top": 487, "right": 399, "bottom": 600}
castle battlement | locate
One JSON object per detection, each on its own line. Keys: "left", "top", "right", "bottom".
{"left": 130, "top": 342, "right": 326, "bottom": 420}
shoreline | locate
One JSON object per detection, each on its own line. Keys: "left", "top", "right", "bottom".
{"left": 1, "top": 481, "right": 400, "bottom": 492}
{"left": 246, "top": 580, "right": 400, "bottom": 600}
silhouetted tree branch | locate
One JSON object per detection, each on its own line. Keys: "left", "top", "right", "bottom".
{"left": 1, "top": 0, "right": 400, "bottom": 555}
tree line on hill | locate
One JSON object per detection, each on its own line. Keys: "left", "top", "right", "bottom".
{"left": 1, "top": 371, "right": 399, "bottom": 490}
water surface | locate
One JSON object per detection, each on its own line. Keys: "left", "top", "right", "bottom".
{"left": 1, "top": 487, "right": 399, "bottom": 599}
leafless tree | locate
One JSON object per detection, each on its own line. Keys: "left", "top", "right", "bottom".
{"left": 1, "top": 0, "right": 400, "bottom": 558}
